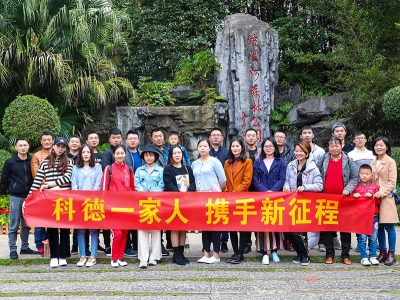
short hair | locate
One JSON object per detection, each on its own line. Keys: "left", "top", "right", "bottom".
{"left": 168, "top": 131, "right": 179, "bottom": 138}
{"left": 113, "top": 144, "right": 126, "bottom": 154}
{"left": 372, "top": 136, "right": 391, "bottom": 157}
{"left": 352, "top": 131, "right": 365, "bottom": 138}
{"left": 327, "top": 136, "right": 342, "bottom": 147}
{"left": 167, "top": 144, "right": 183, "bottom": 166}
{"left": 274, "top": 129, "right": 287, "bottom": 137}
{"left": 16, "top": 138, "right": 29, "bottom": 144}
{"left": 227, "top": 137, "right": 247, "bottom": 163}
{"left": 108, "top": 128, "right": 122, "bottom": 138}
{"left": 126, "top": 129, "right": 140, "bottom": 139}
{"left": 294, "top": 140, "right": 312, "bottom": 159}
{"left": 85, "top": 131, "right": 98, "bottom": 141}
{"left": 150, "top": 128, "right": 163, "bottom": 137}
{"left": 359, "top": 164, "right": 372, "bottom": 172}
{"left": 300, "top": 125, "right": 313, "bottom": 135}
{"left": 69, "top": 134, "right": 81, "bottom": 141}
{"left": 245, "top": 128, "right": 257, "bottom": 135}
{"left": 41, "top": 131, "right": 54, "bottom": 140}
{"left": 210, "top": 127, "right": 223, "bottom": 135}
{"left": 260, "top": 137, "right": 280, "bottom": 159}
{"left": 76, "top": 144, "right": 95, "bottom": 168}
{"left": 197, "top": 138, "right": 211, "bottom": 148}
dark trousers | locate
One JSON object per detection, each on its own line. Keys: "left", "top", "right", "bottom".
{"left": 125, "top": 230, "right": 138, "bottom": 250}
{"left": 230, "top": 231, "right": 251, "bottom": 256}
{"left": 202, "top": 231, "right": 221, "bottom": 253}
{"left": 321, "top": 231, "right": 351, "bottom": 259}
{"left": 47, "top": 228, "right": 70, "bottom": 259}
{"left": 220, "top": 231, "right": 229, "bottom": 243}
{"left": 162, "top": 230, "right": 172, "bottom": 248}
{"left": 285, "top": 232, "right": 308, "bottom": 256}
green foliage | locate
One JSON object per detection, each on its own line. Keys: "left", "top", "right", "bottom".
{"left": 391, "top": 147, "right": 400, "bottom": 185}
{"left": 382, "top": 87, "right": 400, "bottom": 122}
{"left": 128, "top": 77, "right": 175, "bottom": 107}
{"left": 0, "top": 195, "right": 10, "bottom": 210}
{"left": 188, "top": 88, "right": 225, "bottom": 106}
{"left": 55, "top": 103, "right": 93, "bottom": 140}
{"left": 269, "top": 102, "right": 294, "bottom": 132}
{"left": 97, "top": 143, "right": 110, "bottom": 154}
{"left": 0, "top": 134, "right": 10, "bottom": 151}
{"left": 0, "top": 149, "right": 11, "bottom": 174}
{"left": 2, "top": 95, "right": 60, "bottom": 144}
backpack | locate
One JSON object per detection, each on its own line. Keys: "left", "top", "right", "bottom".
{"left": 107, "top": 164, "right": 134, "bottom": 190}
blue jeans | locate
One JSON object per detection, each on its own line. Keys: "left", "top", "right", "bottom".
{"left": 8, "top": 196, "right": 30, "bottom": 251}
{"left": 378, "top": 223, "right": 397, "bottom": 251}
{"left": 78, "top": 229, "right": 98, "bottom": 257}
{"left": 34, "top": 227, "right": 47, "bottom": 250}
{"left": 220, "top": 231, "right": 229, "bottom": 243}
{"left": 358, "top": 214, "right": 378, "bottom": 259}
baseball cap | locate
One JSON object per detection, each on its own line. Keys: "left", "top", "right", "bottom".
{"left": 54, "top": 137, "right": 68, "bottom": 146}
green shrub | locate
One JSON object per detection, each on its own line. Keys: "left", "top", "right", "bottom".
{"left": 2, "top": 95, "right": 60, "bottom": 145}
{"left": 0, "top": 134, "right": 10, "bottom": 151}
{"left": 128, "top": 77, "right": 175, "bottom": 107}
{"left": 0, "top": 195, "right": 10, "bottom": 210}
{"left": 0, "top": 149, "right": 12, "bottom": 173}
{"left": 270, "top": 101, "right": 296, "bottom": 132}
{"left": 391, "top": 147, "right": 400, "bottom": 185}
{"left": 97, "top": 143, "right": 110, "bottom": 153}
{"left": 382, "top": 86, "right": 400, "bottom": 122}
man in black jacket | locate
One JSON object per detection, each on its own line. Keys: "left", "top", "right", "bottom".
{"left": 1, "top": 138, "right": 38, "bottom": 259}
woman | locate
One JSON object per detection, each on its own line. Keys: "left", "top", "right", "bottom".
{"left": 163, "top": 145, "right": 196, "bottom": 265}
{"left": 191, "top": 138, "right": 226, "bottom": 264}
{"left": 371, "top": 136, "right": 398, "bottom": 266}
{"left": 30, "top": 137, "right": 73, "bottom": 268}
{"left": 101, "top": 144, "right": 134, "bottom": 268}
{"left": 283, "top": 141, "right": 323, "bottom": 266}
{"left": 71, "top": 144, "right": 102, "bottom": 267}
{"left": 252, "top": 137, "right": 286, "bottom": 265}
{"left": 135, "top": 144, "right": 164, "bottom": 268}
{"left": 320, "top": 136, "right": 358, "bottom": 265}
{"left": 223, "top": 137, "right": 253, "bottom": 264}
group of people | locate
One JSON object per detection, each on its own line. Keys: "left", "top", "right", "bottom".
{"left": 1, "top": 123, "right": 397, "bottom": 268}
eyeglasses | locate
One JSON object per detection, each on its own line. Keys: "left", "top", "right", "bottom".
{"left": 274, "top": 136, "right": 286, "bottom": 140}
{"left": 264, "top": 145, "right": 275, "bottom": 149}
{"left": 210, "top": 134, "right": 222, "bottom": 137}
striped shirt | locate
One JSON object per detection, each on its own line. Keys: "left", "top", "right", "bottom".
{"left": 30, "top": 158, "right": 73, "bottom": 192}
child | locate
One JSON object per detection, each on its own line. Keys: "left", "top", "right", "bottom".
{"left": 163, "top": 131, "right": 191, "bottom": 166}
{"left": 134, "top": 145, "right": 164, "bottom": 268}
{"left": 352, "top": 164, "right": 380, "bottom": 266}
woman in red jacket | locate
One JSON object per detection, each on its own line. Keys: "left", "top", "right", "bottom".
{"left": 101, "top": 145, "right": 134, "bottom": 267}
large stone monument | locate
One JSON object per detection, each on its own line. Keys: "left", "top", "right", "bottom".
{"left": 215, "top": 13, "right": 279, "bottom": 142}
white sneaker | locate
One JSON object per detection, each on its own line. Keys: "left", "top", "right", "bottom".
{"left": 370, "top": 257, "right": 379, "bottom": 265}
{"left": 197, "top": 256, "right": 208, "bottom": 263}
{"left": 205, "top": 256, "right": 220, "bottom": 264}
{"left": 262, "top": 254, "right": 270, "bottom": 265}
{"left": 148, "top": 260, "right": 157, "bottom": 266}
{"left": 76, "top": 256, "right": 87, "bottom": 267}
{"left": 361, "top": 258, "right": 371, "bottom": 266}
{"left": 111, "top": 260, "right": 119, "bottom": 267}
{"left": 86, "top": 258, "right": 96, "bottom": 267}
{"left": 139, "top": 260, "right": 148, "bottom": 268}
{"left": 58, "top": 258, "right": 67, "bottom": 266}
{"left": 117, "top": 259, "right": 128, "bottom": 266}
{"left": 50, "top": 258, "right": 59, "bottom": 268}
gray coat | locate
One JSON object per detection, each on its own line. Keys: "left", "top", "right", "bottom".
{"left": 284, "top": 158, "right": 323, "bottom": 192}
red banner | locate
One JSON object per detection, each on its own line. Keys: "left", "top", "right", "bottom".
{"left": 23, "top": 190, "right": 374, "bottom": 234}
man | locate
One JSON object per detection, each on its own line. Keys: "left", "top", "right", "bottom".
{"left": 274, "top": 129, "right": 295, "bottom": 166}
{"left": 67, "top": 134, "right": 81, "bottom": 163}
{"left": 327, "top": 123, "right": 354, "bottom": 153}
{"left": 348, "top": 131, "right": 375, "bottom": 170}
{"left": 125, "top": 129, "right": 143, "bottom": 172}
{"left": 299, "top": 125, "right": 325, "bottom": 170}
{"left": 209, "top": 128, "right": 230, "bottom": 252}
{"left": 124, "top": 129, "right": 143, "bottom": 257}
{"left": 244, "top": 128, "right": 261, "bottom": 162}
{"left": 1, "top": 138, "right": 38, "bottom": 259}
{"left": 30, "top": 131, "right": 54, "bottom": 256}
{"left": 86, "top": 132, "right": 103, "bottom": 164}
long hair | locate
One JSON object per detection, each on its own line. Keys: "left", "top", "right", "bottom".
{"left": 372, "top": 136, "right": 391, "bottom": 157}
{"left": 47, "top": 148, "right": 69, "bottom": 174}
{"left": 260, "top": 137, "right": 280, "bottom": 159}
{"left": 76, "top": 144, "right": 95, "bottom": 168}
{"left": 167, "top": 145, "right": 183, "bottom": 166}
{"left": 227, "top": 137, "right": 247, "bottom": 164}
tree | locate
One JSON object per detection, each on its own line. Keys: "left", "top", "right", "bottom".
{"left": 0, "top": 0, "right": 134, "bottom": 116}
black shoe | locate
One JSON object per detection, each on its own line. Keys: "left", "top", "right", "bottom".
{"left": 293, "top": 255, "right": 302, "bottom": 264}
{"left": 230, "top": 255, "right": 244, "bottom": 264}
{"left": 10, "top": 251, "right": 18, "bottom": 260}
{"left": 162, "top": 244, "right": 170, "bottom": 256}
{"left": 20, "top": 247, "right": 39, "bottom": 255}
{"left": 226, "top": 254, "right": 237, "bottom": 263}
{"left": 71, "top": 246, "right": 78, "bottom": 255}
{"left": 166, "top": 244, "right": 173, "bottom": 251}
{"left": 104, "top": 247, "right": 111, "bottom": 256}
{"left": 172, "top": 248, "right": 186, "bottom": 265}
{"left": 243, "top": 244, "right": 251, "bottom": 254}
{"left": 301, "top": 256, "right": 310, "bottom": 266}
{"left": 97, "top": 244, "right": 105, "bottom": 252}
{"left": 221, "top": 242, "right": 228, "bottom": 253}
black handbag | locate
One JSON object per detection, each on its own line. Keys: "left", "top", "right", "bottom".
{"left": 391, "top": 190, "right": 400, "bottom": 206}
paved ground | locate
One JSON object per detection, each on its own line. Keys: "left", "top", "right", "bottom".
{"left": 0, "top": 231, "right": 399, "bottom": 299}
